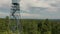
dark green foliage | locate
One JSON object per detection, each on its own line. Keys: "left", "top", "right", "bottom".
{"left": 0, "top": 17, "right": 60, "bottom": 34}
{"left": 0, "top": 19, "right": 7, "bottom": 32}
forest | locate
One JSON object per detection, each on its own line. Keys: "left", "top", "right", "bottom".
{"left": 0, "top": 16, "right": 60, "bottom": 34}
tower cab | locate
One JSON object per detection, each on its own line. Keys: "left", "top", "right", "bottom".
{"left": 12, "top": 0, "right": 20, "bottom": 5}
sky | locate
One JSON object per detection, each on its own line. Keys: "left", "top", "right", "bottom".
{"left": 0, "top": 0, "right": 60, "bottom": 19}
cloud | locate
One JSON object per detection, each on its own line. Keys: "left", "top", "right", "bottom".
{"left": 0, "top": 0, "right": 60, "bottom": 19}
{"left": 20, "top": 13, "right": 41, "bottom": 19}
{"left": 0, "top": 0, "right": 11, "bottom": 7}
{"left": 0, "top": 0, "right": 11, "bottom": 13}
{"left": 20, "top": 0, "right": 60, "bottom": 13}
{"left": 20, "top": 0, "right": 51, "bottom": 11}
{"left": 20, "top": 0, "right": 57, "bottom": 9}
{"left": 20, "top": 13, "right": 60, "bottom": 19}
{"left": 0, "top": 12, "right": 9, "bottom": 18}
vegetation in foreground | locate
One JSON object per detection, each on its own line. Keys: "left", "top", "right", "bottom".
{"left": 0, "top": 16, "right": 60, "bottom": 34}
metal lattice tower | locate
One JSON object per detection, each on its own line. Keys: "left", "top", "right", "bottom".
{"left": 9, "top": 0, "right": 22, "bottom": 34}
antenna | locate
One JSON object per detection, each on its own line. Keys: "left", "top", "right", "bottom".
{"left": 9, "top": 0, "right": 22, "bottom": 34}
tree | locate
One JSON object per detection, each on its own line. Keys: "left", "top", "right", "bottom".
{"left": 41, "top": 19, "right": 51, "bottom": 34}
{"left": 0, "top": 16, "right": 9, "bottom": 32}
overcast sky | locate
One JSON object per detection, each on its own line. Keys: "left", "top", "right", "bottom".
{"left": 0, "top": 0, "right": 60, "bottom": 19}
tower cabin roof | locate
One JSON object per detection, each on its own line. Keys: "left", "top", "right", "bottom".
{"left": 12, "top": 0, "right": 20, "bottom": 3}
